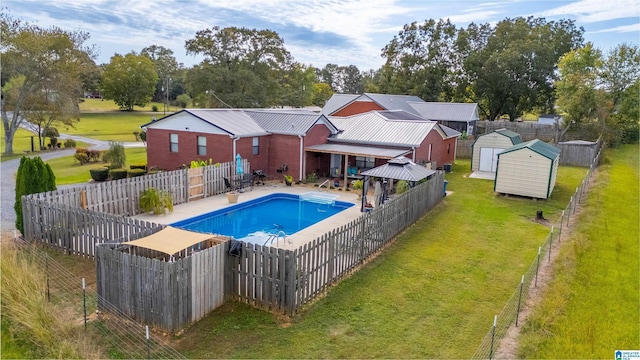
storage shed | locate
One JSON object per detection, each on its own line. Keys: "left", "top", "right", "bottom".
{"left": 494, "top": 139, "right": 561, "bottom": 199}
{"left": 471, "top": 129, "right": 523, "bottom": 172}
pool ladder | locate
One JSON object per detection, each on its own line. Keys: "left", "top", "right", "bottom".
{"left": 318, "top": 179, "right": 330, "bottom": 192}
{"left": 264, "top": 231, "right": 288, "bottom": 247}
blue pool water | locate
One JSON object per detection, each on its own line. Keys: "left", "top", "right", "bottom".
{"left": 171, "top": 193, "right": 354, "bottom": 244}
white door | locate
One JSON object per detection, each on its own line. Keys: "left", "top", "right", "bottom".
{"left": 479, "top": 148, "right": 503, "bottom": 172}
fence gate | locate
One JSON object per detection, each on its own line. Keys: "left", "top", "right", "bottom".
{"left": 188, "top": 167, "right": 205, "bottom": 200}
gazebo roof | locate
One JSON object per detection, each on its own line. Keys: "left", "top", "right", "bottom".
{"left": 360, "top": 156, "right": 436, "bottom": 182}
{"left": 121, "top": 226, "right": 227, "bottom": 255}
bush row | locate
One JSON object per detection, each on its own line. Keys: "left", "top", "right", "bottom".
{"left": 89, "top": 164, "right": 151, "bottom": 182}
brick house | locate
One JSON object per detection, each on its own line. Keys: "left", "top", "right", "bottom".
{"left": 142, "top": 109, "right": 338, "bottom": 181}
{"left": 142, "top": 107, "right": 459, "bottom": 183}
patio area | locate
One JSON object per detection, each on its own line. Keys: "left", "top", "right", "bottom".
{"left": 132, "top": 181, "right": 365, "bottom": 250}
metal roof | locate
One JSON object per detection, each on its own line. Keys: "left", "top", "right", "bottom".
{"left": 499, "top": 139, "right": 560, "bottom": 160}
{"left": 304, "top": 143, "right": 411, "bottom": 159}
{"left": 245, "top": 110, "right": 338, "bottom": 135}
{"left": 186, "top": 109, "right": 268, "bottom": 137}
{"left": 329, "top": 111, "right": 438, "bottom": 147}
{"left": 408, "top": 102, "right": 479, "bottom": 122}
{"left": 558, "top": 140, "right": 596, "bottom": 146}
{"left": 439, "top": 124, "right": 462, "bottom": 138}
{"left": 360, "top": 156, "right": 436, "bottom": 181}
{"left": 321, "top": 94, "right": 360, "bottom": 115}
{"left": 322, "top": 93, "right": 425, "bottom": 116}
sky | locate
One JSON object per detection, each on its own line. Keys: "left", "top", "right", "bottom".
{"left": 3, "top": 0, "right": 639, "bottom": 71}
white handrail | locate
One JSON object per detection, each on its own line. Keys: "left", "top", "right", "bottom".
{"left": 318, "top": 179, "right": 330, "bottom": 192}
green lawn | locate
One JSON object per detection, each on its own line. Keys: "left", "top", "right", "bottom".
{"left": 59, "top": 113, "right": 158, "bottom": 142}
{"left": 79, "top": 97, "right": 174, "bottom": 113}
{"left": 46, "top": 147, "right": 148, "bottom": 185}
{"left": 518, "top": 144, "right": 640, "bottom": 357}
{"left": 0, "top": 127, "right": 39, "bottom": 159}
{"left": 171, "top": 160, "right": 587, "bottom": 358}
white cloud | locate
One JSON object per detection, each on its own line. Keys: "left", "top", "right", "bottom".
{"left": 588, "top": 23, "right": 640, "bottom": 34}
{"left": 539, "top": 0, "right": 640, "bottom": 23}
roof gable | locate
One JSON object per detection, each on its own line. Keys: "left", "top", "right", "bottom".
{"left": 322, "top": 93, "right": 425, "bottom": 116}
{"left": 246, "top": 110, "right": 338, "bottom": 135}
{"left": 499, "top": 139, "right": 560, "bottom": 160}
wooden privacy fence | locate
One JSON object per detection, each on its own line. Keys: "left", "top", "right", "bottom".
{"left": 476, "top": 121, "right": 558, "bottom": 142}
{"left": 557, "top": 138, "right": 601, "bottom": 167}
{"left": 95, "top": 241, "right": 227, "bottom": 334}
{"left": 456, "top": 139, "right": 474, "bottom": 159}
{"left": 28, "top": 159, "right": 248, "bottom": 217}
{"left": 228, "top": 172, "right": 445, "bottom": 315}
{"left": 21, "top": 198, "right": 164, "bottom": 257}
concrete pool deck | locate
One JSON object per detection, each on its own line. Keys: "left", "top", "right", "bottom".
{"left": 132, "top": 182, "right": 366, "bottom": 250}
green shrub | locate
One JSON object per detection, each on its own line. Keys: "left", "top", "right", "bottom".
{"left": 352, "top": 179, "right": 363, "bottom": 190}
{"left": 108, "top": 168, "right": 128, "bottom": 180}
{"left": 129, "top": 164, "right": 147, "bottom": 170}
{"left": 103, "top": 142, "right": 126, "bottom": 169}
{"left": 139, "top": 130, "right": 146, "bottom": 143}
{"left": 151, "top": 105, "right": 158, "bottom": 112}
{"left": 127, "top": 169, "right": 146, "bottom": 177}
{"left": 396, "top": 180, "right": 410, "bottom": 194}
{"left": 42, "top": 127, "right": 59, "bottom": 138}
{"left": 64, "top": 139, "right": 76, "bottom": 148}
{"left": 305, "top": 172, "right": 318, "bottom": 183}
{"left": 48, "top": 137, "right": 57, "bottom": 149}
{"left": 89, "top": 167, "right": 109, "bottom": 181}
{"left": 177, "top": 94, "right": 191, "bottom": 108}
{"left": 74, "top": 152, "right": 89, "bottom": 165}
{"left": 14, "top": 157, "right": 57, "bottom": 234}
{"left": 139, "top": 187, "right": 174, "bottom": 215}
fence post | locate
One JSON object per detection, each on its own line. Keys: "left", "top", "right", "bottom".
{"left": 567, "top": 197, "right": 573, "bottom": 226}
{"left": 573, "top": 189, "right": 579, "bottom": 212}
{"left": 146, "top": 325, "right": 150, "bottom": 359}
{"left": 489, "top": 315, "right": 497, "bottom": 360}
{"left": 45, "top": 253, "right": 51, "bottom": 302}
{"left": 559, "top": 210, "right": 564, "bottom": 240}
{"left": 548, "top": 226, "right": 553, "bottom": 263}
{"left": 516, "top": 275, "right": 524, "bottom": 327}
{"left": 82, "top": 278, "right": 87, "bottom": 330}
{"left": 535, "top": 247, "right": 541, "bottom": 287}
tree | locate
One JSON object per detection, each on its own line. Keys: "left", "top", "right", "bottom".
{"left": 184, "top": 26, "right": 292, "bottom": 108}
{"left": 141, "top": 45, "right": 181, "bottom": 103}
{"left": 310, "top": 83, "right": 334, "bottom": 107}
{"left": 1, "top": 14, "right": 95, "bottom": 155}
{"left": 100, "top": 52, "right": 158, "bottom": 111}
{"left": 555, "top": 44, "right": 610, "bottom": 141}
{"left": 601, "top": 43, "right": 640, "bottom": 106}
{"left": 14, "top": 156, "right": 57, "bottom": 234}
{"left": 317, "top": 64, "right": 364, "bottom": 94}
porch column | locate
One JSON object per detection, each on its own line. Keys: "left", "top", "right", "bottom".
{"left": 343, "top": 154, "right": 349, "bottom": 190}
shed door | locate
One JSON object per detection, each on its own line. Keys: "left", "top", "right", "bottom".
{"left": 479, "top": 147, "right": 503, "bottom": 172}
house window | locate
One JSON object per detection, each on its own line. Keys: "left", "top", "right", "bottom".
{"left": 252, "top": 137, "right": 259, "bottom": 155}
{"left": 197, "top": 136, "right": 206, "bottom": 156}
{"left": 355, "top": 156, "right": 374, "bottom": 169}
{"left": 170, "top": 133, "right": 178, "bottom": 153}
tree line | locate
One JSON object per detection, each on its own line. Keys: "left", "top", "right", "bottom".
{"left": 2, "top": 13, "right": 638, "bottom": 155}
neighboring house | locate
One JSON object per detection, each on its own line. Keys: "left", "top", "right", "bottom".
{"left": 304, "top": 110, "right": 459, "bottom": 181}
{"left": 322, "top": 93, "right": 425, "bottom": 117}
{"left": 141, "top": 109, "right": 338, "bottom": 181}
{"left": 471, "top": 129, "right": 523, "bottom": 173}
{"left": 537, "top": 114, "right": 563, "bottom": 126}
{"left": 408, "top": 102, "right": 479, "bottom": 136}
{"left": 494, "top": 139, "right": 560, "bottom": 199}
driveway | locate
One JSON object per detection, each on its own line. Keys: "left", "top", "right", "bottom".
{"left": 1, "top": 123, "right": 145, "bottom": 232}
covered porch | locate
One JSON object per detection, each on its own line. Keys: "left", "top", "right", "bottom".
{"left": 304, "top": 143, "right": 411, "bottom": 190}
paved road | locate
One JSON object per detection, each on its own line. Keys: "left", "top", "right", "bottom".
{"left": 1, "top": 122, "right": 145, "bottom": 233}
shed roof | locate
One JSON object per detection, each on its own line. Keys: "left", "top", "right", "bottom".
{"left": 329, "top": 111, "right": 440, "bottom": 147}
{"left": 408, "top": 102, "right": 479, "bottom": 122}
{"left": 322, "top": 93, "right": 425, "bottom": 116}
{"left": 473, "top": 128, "right": 523, "bottom": 147}
{"left": 304, "top": 143, "right": 410, "bottom": 159}
{"left": 360, "top": 156, "right": 436, "bottom": 181}
{"left": 121, "top": 226, "right": 227, "bottom": 256}
{"left": 558, "top": 140, "right": 597, "bottom": 146}
{"left": 499, "top": 139, "right": 560, "bottom": 160}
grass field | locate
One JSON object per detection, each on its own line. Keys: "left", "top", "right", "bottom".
{"left": 59, "top": 113, "right": 158, "bottom": 142}
{"left": 78, "top": 98, "right": 173, "bottom": 113}
{"left": 46, "top": 147, "right": 148, "bottom": 185}
{"left": 518, "top": 144, "right": 640, "bottom": 357}
{"left": 0, "top": 127, "right": 39, "bottom": 159}
{"left": 169, "top": 160, "right": 587, "bottom": 358}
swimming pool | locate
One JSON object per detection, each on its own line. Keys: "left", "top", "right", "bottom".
{"left": 171, "top": 193, "right": 354, "bottom": 245}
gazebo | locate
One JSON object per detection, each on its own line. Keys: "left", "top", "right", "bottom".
{"left": 359, "top": 156, "right": 436, "bottom": 211}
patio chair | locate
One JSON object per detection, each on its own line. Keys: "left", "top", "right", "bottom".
{"left": 224, "top": 177, "right": 236, "bottom": 192}
{"left": 240, "top": 173, "right": 253, "bottom": 191}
